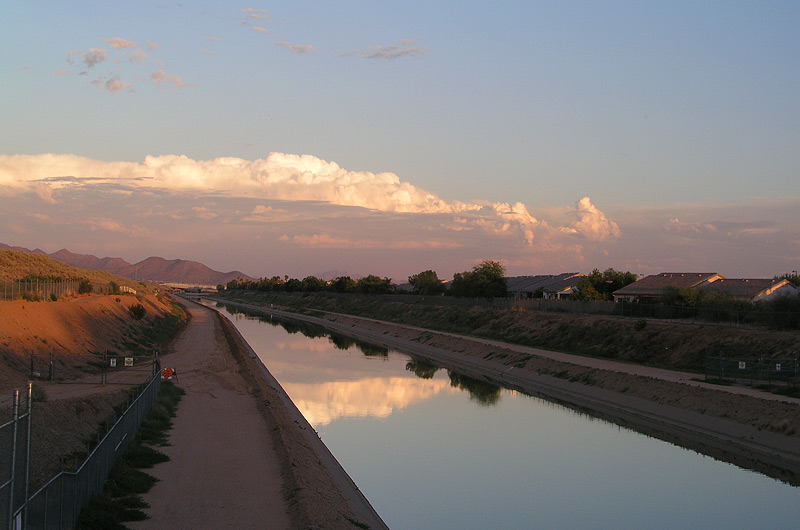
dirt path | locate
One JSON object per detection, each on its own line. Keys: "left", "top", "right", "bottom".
{"left": 128, "top": 300, "right": 291, "bottom": 530}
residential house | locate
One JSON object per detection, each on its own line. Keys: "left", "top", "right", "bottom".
{"left": 612, "top": 272, "right": 724, "bottom": 302}
{"left": 506, "top": 273, "right": 584, "bottom": 300}
{"left": 702, "top": 278, "right": 799, "bottom": 301}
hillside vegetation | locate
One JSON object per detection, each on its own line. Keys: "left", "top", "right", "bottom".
{"left": 0, "top": 249, "right": 152, "bottom": 292}
{"left": 217, "top": 290, "right": 799, "bottom": 372}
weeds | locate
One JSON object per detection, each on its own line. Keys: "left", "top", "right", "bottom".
{"left": 75, "top": 382, "right": 184, "bottom": 529}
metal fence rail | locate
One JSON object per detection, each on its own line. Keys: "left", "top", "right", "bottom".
{"left": 0, "top": 281, "right": 132, "bottom": 302}
{"left": 2, "top": 363, "right": 161, "bottom": 530}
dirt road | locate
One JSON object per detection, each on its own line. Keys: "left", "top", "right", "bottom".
{"left": 128, "top": 299, "right": 291, "bottom": 529}
{"left": 128, "top": 297, "right": 386, "bottom": 530}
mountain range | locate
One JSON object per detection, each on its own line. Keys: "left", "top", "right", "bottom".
{"left": 0, "top": 243, "right": 255, "bottom": 286}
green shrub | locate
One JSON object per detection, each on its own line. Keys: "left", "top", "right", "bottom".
{"left": 22, "top": 291, "right": 42, "bottom": 302}
{"left": 128, "top": 304, "right": 146, "bottom": 320}
{"left": 78, "top": 279, "right": 93, "bottom": 294}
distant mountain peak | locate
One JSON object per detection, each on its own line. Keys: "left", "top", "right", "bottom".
{"left": 0, "top": 243, "right": 255, "bottom": 286}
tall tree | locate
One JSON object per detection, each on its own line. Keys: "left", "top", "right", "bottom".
{"left": 408, "top": 269, "right": 445, "bottom": 295}
{"left": 450, "top": 260, "right": 507, "bottom": 298}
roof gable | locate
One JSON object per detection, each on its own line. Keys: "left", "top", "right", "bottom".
{"left": 613, "top": 272, "right": 723, "bottom": 296}
{"left": 703, "top": 278, "right": 793, "bottom": 299}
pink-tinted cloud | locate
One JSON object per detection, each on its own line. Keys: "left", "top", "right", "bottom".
{"left": 129, "top": 49, "right": 147, "bottom": 65}
{"left": 67, "top": 48, "right": 107, "bottom": 68}
{"left": 275, "top": 42, "right": 314, "bottom": 54}
{"left": 568, "top": 197, "right": 621, "bottom": 241}
{"left": 241, "top": 8, "right": 270, "bottom": 20}
{"left": 150, "top": 69, "right": 184, "bottom": 88}
{"left": 103, "top": 37, "right": 136, "bottom": 49}
{"left": 101, "top": 75, "right": 131, "bottom": 93}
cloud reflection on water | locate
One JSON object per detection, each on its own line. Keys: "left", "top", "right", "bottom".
{"left": 283, "top": 376, "right": 455, "bottom": 427}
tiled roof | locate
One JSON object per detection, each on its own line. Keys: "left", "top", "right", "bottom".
{"left": 613, "top": 273, "right": 723, "bottom": 297}
{"left": 507, "top": 273, "right": 583, "bottom": 294}
{"left": 703, "top": 278, "right": 791, "bottom": 299}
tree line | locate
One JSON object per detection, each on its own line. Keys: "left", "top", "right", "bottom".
{"left": 223, "top": 263, "right": 799, "bottom": 308}
{"left": 224, "top": 260, "right": 510, "bottom": 298}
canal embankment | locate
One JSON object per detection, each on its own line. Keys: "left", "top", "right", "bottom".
{"left": 206, "top": 296, "right": 800, "bottom": 487}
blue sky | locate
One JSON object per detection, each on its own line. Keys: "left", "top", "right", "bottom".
{"left": 1, "top": 2, "right": 799, "bottom": 280}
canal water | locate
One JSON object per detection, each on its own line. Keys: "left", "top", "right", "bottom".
{"left": 208, "top": 301, "right": 800, "bottom": 530}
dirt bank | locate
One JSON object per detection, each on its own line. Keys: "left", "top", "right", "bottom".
{"left": 0, "top": 294, "right": 181, "bottom": 489}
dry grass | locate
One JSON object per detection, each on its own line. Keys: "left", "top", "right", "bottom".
{"left": 0, "top": 249, "right": 151, "bottom": 292}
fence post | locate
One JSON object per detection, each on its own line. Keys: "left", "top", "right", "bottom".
{"left": 23, "top": 383, "right": 32, "bottom": 529}
{"left": 7, "top": 390, "right": 19, "bottom": 530}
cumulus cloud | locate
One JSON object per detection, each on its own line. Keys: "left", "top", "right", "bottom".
{"left": 0, "top": 153, "right": 618, "bottom": 249}
{"left": 275, "top": 42, "right": 314, "bottom": 54}
{"left": 566, "top": 197, "right": 621, "bottom": 241}
{"left": 344, "top": 40, "right": 428, "bottom": 60}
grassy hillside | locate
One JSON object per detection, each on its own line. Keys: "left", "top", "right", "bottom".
{"left": 0, "top": 249, "right": 152, "bottom": 292}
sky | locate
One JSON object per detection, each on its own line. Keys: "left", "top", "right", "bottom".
{"left": 1, "top": 1, "right": 799, "bottom": 281}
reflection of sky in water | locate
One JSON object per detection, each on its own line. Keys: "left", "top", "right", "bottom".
{"left": 213, "top": 303, "right": 800, "bottom": 530}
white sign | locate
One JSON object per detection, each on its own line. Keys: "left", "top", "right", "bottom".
{"left": 738, "top": 361, "right": 746, "bottom": 370}
{"left": 110, "top": 358, "right": 117, "bottom": 368}
{"left": 775, "top": 363, "right": 781, "bottom": 372}
{"left": 124, "top": 357, "right": 134, "bottom": 367}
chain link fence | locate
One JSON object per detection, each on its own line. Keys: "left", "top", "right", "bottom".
{"left": 704, "top": 356, "right": 800, "bottom": 388}
{"left": 0, "top": 281, "right": 135, "bottom": 302}
{"left": 1, "top": 362, "right": 161, "bottom": 530}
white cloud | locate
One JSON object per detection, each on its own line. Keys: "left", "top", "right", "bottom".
{"left": 251, "top": 26, "right": 268, "bottom": 33}
{"left": 567, "top": 197, "right": 621, "bottom": 241}
{"left": 0, "top": 153, "right": 618, "bottom": 249}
